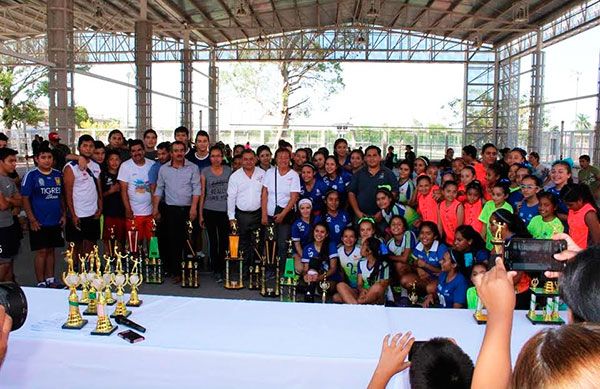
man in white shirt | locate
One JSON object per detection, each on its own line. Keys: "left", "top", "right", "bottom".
{"left": 227, "top": 149, "right": 264, "bottom": 268}
{"left": 118, "top": 139, "right": 153, "bottom": 250}
{"left": 63, "top": 134, "right": 102, "bottom": 259}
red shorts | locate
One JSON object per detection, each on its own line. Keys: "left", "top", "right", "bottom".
{"left": 126, "top": 215, "right": 153, "bottom": 242}
{"left": 103, "top": 216, "right": 127, "bottom": 242}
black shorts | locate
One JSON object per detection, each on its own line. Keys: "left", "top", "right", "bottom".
{"left": 0, "top": 223, "right": 21, "bottom": 259}
{"left": 29, "top": 225, "right": 65, "bottom": 251}
{"left": 65, "top": 216, "right": 100, "bottom": 243}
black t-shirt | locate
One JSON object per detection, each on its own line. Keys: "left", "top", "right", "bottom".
{"left": 51, "top": 143, "right": 71, "bottom": 171}
{"left": 100, "top": 170, "right": 125, "bottom": 217}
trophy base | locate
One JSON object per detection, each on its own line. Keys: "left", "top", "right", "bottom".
{"left": 530, "top": 287, "right": 559, "bottom": 297}
{"left": 473, "top": 313, "right": 488, "bottom": 325}
{"left": 260, "top": 290, "right": 279, "bottom": 298}
{"left": 126, "top": 300, "right": 143, "bottom": 307}
{"left": 110, "top": 310, "right": 131, "bottom": 319}
{"left": 91, "top": 325, "right": 118, "bottom": 336}
{"left": 224, "top": 282, "right": 244, "bottom": 290}
{"left": 526, "top": 313, "right": 564, "bottom": 325}
{"left": 82, "top": 309, "right": 98, "bottom": 316}
{"left": 145, "top": 280, "right": 164, "bottom": 285}
{"left": 62, "top": 319, "right": 88, "bottom": 330}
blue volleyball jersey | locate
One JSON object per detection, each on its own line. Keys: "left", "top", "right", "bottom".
{"left": 302, "top": 241, "right": 339, "bottom": 271}
{"left": 21, "top": 168, "right": 63, "bottom": 226}
{"left": 315, "top": 210, "right": 352, "bottom": 246}
{"left": 291, "top": 218, "right": 312, "bottom": 247}
{"left": 300, "top": 179, "right": 328, "bottom": 212}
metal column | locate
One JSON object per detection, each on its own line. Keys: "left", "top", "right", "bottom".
{"left": 47, "top": 0, "right": 74, "bottom": 148}
{"left": 208, "top": 49, "right": 219, "bottom": 141}
{"left": 593, "top": 53, "right": 600, "bottom": 165}
{"left": 135, "top": 20, "right": 152, "bottom": 138}
{"left": 463, "top": 50, "right": 496, "bottom": 147}
{"left": 180, "top": 32, "right": 193, "bottom": 130}
{"left": 497, "top": 58, "right": 520, "bottom": 149}
{"left": 528, "top": 30, "right": 545, "bottom": 153}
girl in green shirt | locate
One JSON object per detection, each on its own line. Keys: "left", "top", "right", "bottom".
{"left": 479, "top": 182, "right": 513, "bottom": 250}
{"left": 527, "top": 191, "right": 564, "bottom": 239}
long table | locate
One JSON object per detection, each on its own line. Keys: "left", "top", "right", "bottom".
{"left": 0, "top": 288, "right": 565, "bottom": 388}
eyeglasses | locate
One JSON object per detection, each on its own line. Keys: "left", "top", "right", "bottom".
{"left": 519, "top": 184, "right": 538, "bottom": 190}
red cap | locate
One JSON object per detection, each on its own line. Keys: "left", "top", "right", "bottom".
{"left": 48, "top": 132, "right": 60, "bottom": 141}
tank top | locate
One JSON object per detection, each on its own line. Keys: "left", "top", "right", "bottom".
{"left": 567, "top": 203, "right": 596, "bottom": 249}
{"left": 464, "top": 200, "right": 483, "bottom": 233}
{"left": 439, "top": 199, "right": 460, "bottom": 245}
{"left": 201, "top": 165, "right": 232, "bottom": 212}
{"left": 64, "top": 160, "right": 101, "bottom": 218}
{"left": 417, "top": 190, "right": 438, "bottom": 223}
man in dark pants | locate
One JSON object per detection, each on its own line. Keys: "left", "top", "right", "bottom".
{"left": 227, "top": 149, "right": 265, "bottom": 272}
{"left": 152, "top": 141, "right": 200, "bottom": 283}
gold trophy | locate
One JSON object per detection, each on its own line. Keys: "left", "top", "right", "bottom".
{"left": 126, "top": 256, "right": 143, "bottom": 307}
{"left": 259, "top": 224, "right": 280, "bottom": 297}
{"left": 90, "top": 274, "right": 118, "bottom": 336}
{"left": 408, "top": 281, "right": 419, "bottom": 307}
{"left": 78, "top": 253, "right": 90, "bottom": 305}
{"left": 83, "top": 246, "right": 100, "bottom": 316}
{"left": 319, "top": 273, "right": 330, "bottom": 304}
{"left": 490, "top": 220, "right": 506, "bottom": 257}
{"left": 61, "top": 243, "right": 88, "bottom": 329}
{"left": 110, "top": 247, "right": 131, "bottom": 318}
{"left": 527, "top": 277, "right": 563, "bottom": 325}
{"left": 248, "top": 229, "right": 262, "bottom": 290}
{"left": 280, "top": 240, "right": 299, "bottom": 302}
{"left": 182, "top": 220, "right": 199, "bottom": 288}
{"left": 102, "top": 254, "right": 116, "bottom": 305}
{"left": 225, "top": 220, "right": 244, "bottom": 289}
{"left": 145, "top": 219, "right": 163, "bottom": 284}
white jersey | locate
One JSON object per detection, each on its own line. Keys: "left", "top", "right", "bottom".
{"left": 337, "top": 245, "right": 362, "bottom": 288}
{"left": 64, "top": 160, "right": 101, "bottom": 218}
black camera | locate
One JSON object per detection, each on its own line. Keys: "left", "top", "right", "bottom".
{"left": 0, "top": 282, "right": 28, "bottom": 331}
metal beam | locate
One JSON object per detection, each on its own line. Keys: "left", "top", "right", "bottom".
{"left": 155, "top": 0, "right": 215, "bottom": 44}
{"left": 187, "top": 0, "right": 234, "bottom": 42}
{"left": 214, "top": 0, "right": 250, "bottom": 39}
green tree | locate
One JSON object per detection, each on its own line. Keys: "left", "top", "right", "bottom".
{"left": 0, "top": 66, "right": 47, "bottom": 129}
{"left": 75, "top": 105, "right": 91, "bottom": 128}
{"left": 573, "top": 113, "right": 591, "bottom": 132}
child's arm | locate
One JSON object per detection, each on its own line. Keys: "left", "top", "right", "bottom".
{"left": 456, "top": 203, "right": 464, "bottom": 226}
{"left": 293, "top": 241, "right": 303, "bottom": 258}
{"left": 323, "top": 257, "right": 338, "bottom": 280}
{"left": 585, "top": 210, "right": 600, "bottom": 245}
{"left": 437, "top": 205, "right": 444, "bottom": 240}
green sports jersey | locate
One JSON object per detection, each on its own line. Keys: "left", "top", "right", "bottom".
{"left": 479, "top": 200, "right": 514, "bottom": 250}
{"left": 527, "top": 215, "right": 564, "bottom": 239}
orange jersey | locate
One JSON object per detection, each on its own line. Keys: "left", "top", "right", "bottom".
{"left": 417, "top": 190, "right": 438, "bottom": 223}
{"left": 568, "top": 203, "right": 596, "bottom": 249}
{"left": 439, "top": 199, "right": 461, "bottom": 245}
{"left": 464, "top": 200, "right": 484, "bottom": 233}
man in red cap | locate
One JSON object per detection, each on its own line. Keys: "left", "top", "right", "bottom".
{"left": 48, "top": 132, "right": 71, "bottom": 171}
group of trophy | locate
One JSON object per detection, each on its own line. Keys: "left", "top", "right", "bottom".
{"left": 472, "top": 220, "right": 564, "bottom": 326}
{"left": 61, "top": 222, "right": 154, "bottom": 335}
{"left": 223, "top": 221, "right": 330, "bottom": 303}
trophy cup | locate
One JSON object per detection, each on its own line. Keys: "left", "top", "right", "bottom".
{"left": 78, "top": 253, "right": 90, "bottom": 305}
{"left": 280, "top": 240, "right": 299, "bottom": 302}
{"left": 102, "top": 254, "right": 116, "bottom": 305}
{"left": 90, "top": 274, "right": 118, "bottom": 336}
{"left": 260, "top": 224, "right": 280, "bottom": 297}
{"left": 126, "top": 256, "right": 143, "bottom": 307}
{"left": 182, "top": 220, "right": 200, "bottom": 288}
{"left": 526, "top": 278, "right": 564, "bottom": 325}
{"left": 145, "top": 219, "right": 163, "bottom": 284}
{"left": 62, "top": 243, "right": 88, "bottom": 330}
{"left": 319, "top": 273, "right": 331, "bottom": 304}
{"left": 225, "top": 220, "right": 244, "bottom": 289}
{"left": 110, "top": 247, "right": 131, "bottom": 318}
{"left": 248, "top": 229, "right": 263, "bottom": 290}
{"left": 83, "top": 246, "right": 100, "bottom": 316}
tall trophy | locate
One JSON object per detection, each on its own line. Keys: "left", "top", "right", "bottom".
{"left": 280, "top": 240, "right": 298, "bottom": 302}
{"left": 110, "top": 247, "right": 131, "bottom": 318}
{"left": 78, "top": 253, "right": 90, "bottom": 305}
{"left": 259, "top": 223, "right": 280, "bottom": 297}
{"left": 90, "top": 274, "right": 118, "bottom": 336}
{"left": 145, "top": 219, "right": 163, "bottom": 284}
{"left": 126, "top": 256, "right": 143, "bottom": 307}
{"left": 181, "top": 220, "right": 199, "bottom": 288}
{"left": 248, "top": 229, "right": 262, "bottom": 290}
{"left": 83, "top": 246, "right": 100, "bottom": 316}
{"left": 102, "top": 254, "right": 116, "bottom": 305}
{"left": 106, "top": 226, "right": 118, "bottom": 258}
{"left": 224, "top": 220, "right": 244, "bottom": 289}
{"left": 61, "top": 243, "right": 88, "bottom": 330}
{"left": 125, "top": 219, "right": 139, "bottom": 274}
{"left": 319, "top": 273, "right": 330, "bottom": 304}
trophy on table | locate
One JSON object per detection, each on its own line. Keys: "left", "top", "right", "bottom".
{"left": 110, "top": 247, "right": 131, "bottom": 318}
{"left": 224, "top": 220, "right": 244, "bottom": 289}
{"left": 126, "top": 256, "right": 143, "bottom": 307}
{"left": 145, "top": 219, "right": 163, "bottom": 284}
{"left": 181, "top": 220, "right": 199, "bottom": 288}
{"left": 106, "top": 226, "right": 118, "bottom": 258}
{"left": 407, "top": 281, "right": 420, "bottom": 308}
{"left": 280, "top": 240, "right": 299, "bottom": 302}
{"left": 102, "top": 254, "right": 116, "bottom": 306}
{"left": 319, "top": 273, "right": 331, "bottom": 304}
{"left": 248, "top": 229, "right": 262, "bottom": 290}
{"left": 259, "top": 223, "right": 280, "bottom": 297}
{"left": 78, "top": 253, "right": 90, "bottom": 305}
{"left": 90, "top": 272, "right": 118, "bottom": 336}
{"left": 83, "top": 246, "right": 100, "bottom": 316}
{"left": 526, "top": 278, "right": 564, "bottom": 325}
{"left": 61, "top": 243, "right": 88, "bottom": 330}
{"left": 125, "top": 220, "right": 140, "bottom": 274}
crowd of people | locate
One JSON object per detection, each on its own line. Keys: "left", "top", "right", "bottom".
{"left": 1, "top": 128, "right": 600, "bottom": 308}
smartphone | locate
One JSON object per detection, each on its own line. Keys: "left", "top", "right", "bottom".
{"left": 504, "top": 238, "right": 567, "bottom": 272}
{"left": 408, "top": 341, "right": 425, "bottom": 362}
{"left": 118, "top": 330, "right": 145, "bottom": 344}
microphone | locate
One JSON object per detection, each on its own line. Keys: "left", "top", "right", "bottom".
{"left": 114, "top": 315, "right": 146, "bottom": 333}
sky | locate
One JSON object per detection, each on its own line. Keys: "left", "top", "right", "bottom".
{"left": 70, "top": 25, "right": 600, "bottom": 138}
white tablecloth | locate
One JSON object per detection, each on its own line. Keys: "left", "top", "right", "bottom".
{"left": 0, "top": 288, "right": 565, "bottom": 388}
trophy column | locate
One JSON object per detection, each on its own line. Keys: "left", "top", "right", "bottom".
{"left": 182, "top": 220, "right": 199, "bottom": 288}
{"left": 280, "top": 240, "right": 298, "bottom": 302}
{"left": 61, "top": 243, "right": 88, "bottom": 330}
{"left": 145, "top": 219, "right": 163, "bottom": 284}
{"left": 260, "top": 224, "right": 280, "bottom": 297}
{"left": 224, "top": 220, "right": 244, "bottom": 289}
